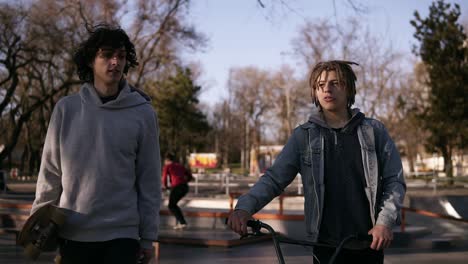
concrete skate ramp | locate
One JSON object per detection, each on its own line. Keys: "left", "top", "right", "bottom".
{"left": 409, "top": 196, "right": 468, "bottom": 219}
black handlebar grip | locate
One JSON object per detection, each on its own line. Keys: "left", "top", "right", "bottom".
{"left": 246, "top": 220, "right": 261, "bottom": 232}
{"left": 355, "top": 234, "right": 374, "bottom": 242}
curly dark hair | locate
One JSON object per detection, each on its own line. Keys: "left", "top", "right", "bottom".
{"left": 73, "top": 24, "right": 139, "bottom": 82}
{"left": 309, "top": 60, "right": 359, "bottom": 109}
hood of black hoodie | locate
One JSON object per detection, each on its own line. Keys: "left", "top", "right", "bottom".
{"left": 79, "top": 80, "right": 151, "bottom": 109}
{"left": 307, "top": 107, "right": 365, "bottom": 133}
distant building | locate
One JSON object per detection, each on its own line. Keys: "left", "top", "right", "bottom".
{"left": 249, "top": 145, "right": 283, "bottom": 176}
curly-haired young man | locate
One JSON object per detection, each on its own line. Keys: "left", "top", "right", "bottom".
{"left": 32, "top": 25, "right": 161, "bottom": 264}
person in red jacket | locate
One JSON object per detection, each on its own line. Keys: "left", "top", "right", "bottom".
{"left": 162, "top": 153, "right": 193, "bottom": 229}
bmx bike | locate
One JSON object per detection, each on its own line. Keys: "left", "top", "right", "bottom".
{"left": 243, "top": 219, "right": 373, "bottom": 264}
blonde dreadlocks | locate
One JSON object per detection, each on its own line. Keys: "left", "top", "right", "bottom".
{"left": 309, "top": 60, "right": 359, "bottom": 109}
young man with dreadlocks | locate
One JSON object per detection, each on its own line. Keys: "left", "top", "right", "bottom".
{"left": 227, "top": 60, "right": 406, "bottom": 263}
{"left": 31, "top": 25, "right": 161, "bottom": 264}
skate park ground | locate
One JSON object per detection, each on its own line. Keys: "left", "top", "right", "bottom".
{"left": 1, "top": 177, "right": 468, "bottom": 263}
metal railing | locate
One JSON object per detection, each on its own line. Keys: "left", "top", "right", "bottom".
{"left": 400, "top": 207, "right": 468, "bottom": 232}
{"left": 228, "top": 192, "right": 468, "bottom": 232}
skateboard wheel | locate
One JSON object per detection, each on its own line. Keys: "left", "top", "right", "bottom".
{"left": 25, "top": 243, "right": 41, "bottom": 260}
{"left": 50, "top": 209, "right": 66, "bottom": 226}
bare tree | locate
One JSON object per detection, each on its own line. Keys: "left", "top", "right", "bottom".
{"left": 227, "top": 67, "right": 274, "bottom": 174}
{"left": 0, "top": 0, "right": 206, "bottom": 171}
{"left": 127, "top": 0, "right": 207, "bottom": 88}
{"left": 382, "top": 62, "right": 430, "bottom": 174}
{"left": 268, "top": 65, "right": 310, "bottom": 143}
{"left": 256, "top": 0, "right": 368, "bottom": 18}
{"left": 291, "top": 20, "right": 338, "bottom": 69}
{"left": 0, "top": 3, "right": 81, "bottom": 169}
{"left": 291, "top": 17, "right": 402, "bottom": 119}
{"left": 211, "top": 100, "right": 243, "bottom": 169}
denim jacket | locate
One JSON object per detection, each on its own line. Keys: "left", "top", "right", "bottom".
{"left": 235, "top": 109, "right": 406, "bottom": 241}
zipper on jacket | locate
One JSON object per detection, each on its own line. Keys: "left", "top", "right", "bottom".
{"left": 331, "top": 130, "right": 338, "bottom": 146}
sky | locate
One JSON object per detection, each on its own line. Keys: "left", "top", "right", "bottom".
{"left": 182, "top": 0, "right": 468, "bottom": 106}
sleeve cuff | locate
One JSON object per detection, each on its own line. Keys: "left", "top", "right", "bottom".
{"left": 140, "top": 239, "right": 154, "bottom": 249}
{"left": 376, "top": 214, "right": 395, "bottom": 228}
{"left": 234, "top": 206, "right": 255, "bottom": 215}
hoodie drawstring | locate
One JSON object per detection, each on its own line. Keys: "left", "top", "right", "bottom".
{"left": 333, "top": 130, "right": 338, "bottom": 146}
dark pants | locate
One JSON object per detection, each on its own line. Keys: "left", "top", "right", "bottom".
{"left": 168, "top": 183, "right": 189, "bottom": 225}
{"left": 313, "top": 246, "right": 383, "bottom": 264}
{"left": 59, "top": 238, "right": 139, "bottom": 264}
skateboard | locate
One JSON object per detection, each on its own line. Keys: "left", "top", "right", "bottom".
{"left": 17, "top": 204, "right": 67, "bottom": 260}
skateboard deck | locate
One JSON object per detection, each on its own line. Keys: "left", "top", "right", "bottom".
{"left": 17, "top": 204, "right": 67, "bottom": 260}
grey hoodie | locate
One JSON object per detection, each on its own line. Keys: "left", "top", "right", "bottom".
{"left": 32, "top": 81, "right": 161, "bottom": 248}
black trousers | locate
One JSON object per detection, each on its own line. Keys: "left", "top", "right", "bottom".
{"left": 168, "top": 183, "right": 189, "bottom": 225}
{"left": 313, "top": 246, "right": 383, "bottom": 264}
{"left": 59, "top": 238, "right": 139, "bottom": 264}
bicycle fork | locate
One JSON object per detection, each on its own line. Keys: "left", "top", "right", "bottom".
{"left": 261, "top": 223, "right": 286, "bottom": 264}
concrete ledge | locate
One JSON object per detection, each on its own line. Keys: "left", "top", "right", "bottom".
{"left": 392, "top": 226, "right": 432, "bottom": 247}
{"left": 159, "top": 228, "right": 272, "bottom": 247}
{"left": 1, "top": 198, "right": 467, "bottom": 251}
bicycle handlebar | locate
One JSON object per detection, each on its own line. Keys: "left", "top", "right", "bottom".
{"left": 246, "top": 219, "right": 260, "bottom": 229}
{"left": 228, "top": 218, "right": 375, "bottom": 264}
{"left": 244, "top": 219, "right": 374, "bottom": 264}
{"left": 246, "top": 219, "right": 372, "bottom": 243}
{"left": 246, "top": 220, "right": 262, "bottom": 233}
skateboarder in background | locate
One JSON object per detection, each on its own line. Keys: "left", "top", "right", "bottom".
{"left": 162, "top": 153, "right": 193, "bottom": 230}
{"left": 31, "top": 24, "right": 161, "bottom": 264}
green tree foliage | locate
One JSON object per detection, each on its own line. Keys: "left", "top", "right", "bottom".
{"left": 151, "top": 66, "right": 211, "bottom": 164}
{"left": 411, "top": 0, "right": 468, "bottom": 181}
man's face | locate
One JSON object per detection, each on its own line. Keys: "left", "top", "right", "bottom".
{"left": 315, "top": 70, "right": 348, "bottom": 113}
{"left": 91, "top": 47, "right": 126, "bottom": 85}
